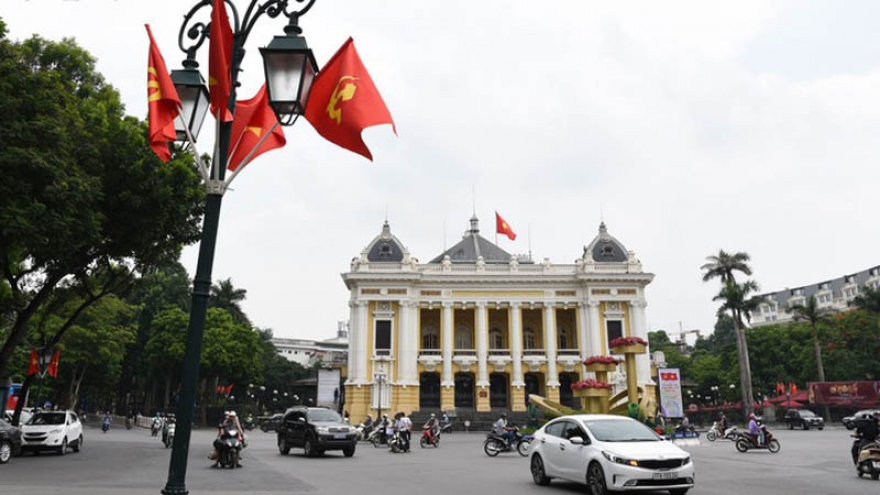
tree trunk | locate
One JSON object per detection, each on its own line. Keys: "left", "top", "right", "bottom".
{"left": 164, "top": 372, "right": 172, "bottom": 408}
{"left": 732, "top": 311, "right": 755, "bottom": 417}
{"left": 813, "top": 333, "right": 832, "bottom": 422}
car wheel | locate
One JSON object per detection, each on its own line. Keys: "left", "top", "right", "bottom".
{"left": 871, "top": 472, "right": 879, "bottom": 481}
{"left": 303, "top": 437, "right": 316, "bottom": 458}
{"left": 586, "top": 462, "right": 608, "bottom": 495}
{"left": 530, "top": 454, "right": 551, "bottom": 485}
{"left": 278, "top": 436, "right": 290, "bottom": 455}
{"left": 803, "top": 423, "right": 809, "bottom": 430}
{"left": 787, "top": 422, "right": 793, "bottom": 430}
{"left": 818, "top": 427, "right": 824, "bottom": 431}
{"left": 0, "top": 440, "right": 12, "bottom": 464}
{"left": 343, "top": 446, "right": 355, "bottom": 457}
{"left": 58, "top": 437, "right": 67, "bottom": 456}
{"left": 73, "top": 435, "right": 82, "bottom": 453}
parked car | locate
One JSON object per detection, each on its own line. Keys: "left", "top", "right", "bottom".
{"left": 260, "top": 413, "right": 283, "bottom": 432}
{"left": 21, "top": 410, "right": 83, "bottom": 455}
{"left": 783, "top": 409, "right": 825, "bottom": 430}
{"left": 0, "top": 418, "right": 23, "bottom": 464}
{"left": 276, "top": 406, "right": 357, "bottom": 458}
{"left": 843, "top": 409, "right": 880, "bottom": 430}
{"left": 529, "top": 414, "right": 694, "bottom": 495}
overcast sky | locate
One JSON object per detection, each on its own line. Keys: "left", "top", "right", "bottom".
{"left": 5, "top": 0, "right": 880, "bottom": 342}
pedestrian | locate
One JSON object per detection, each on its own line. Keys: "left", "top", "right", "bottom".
{"left": 397, "top": 412, "right": 412, "bottom": 452}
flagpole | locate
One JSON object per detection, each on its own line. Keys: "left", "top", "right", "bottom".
{"left": 225, "top": 121, "right": 279, "bottom": 188}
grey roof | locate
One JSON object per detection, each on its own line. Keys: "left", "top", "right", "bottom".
{"left": 583, "top": 222, "right": 628, "bottom": 263}
{"left": 429, "top": 215, "right": 514, "bottom": 264}
{"left": 364, "top": 221, "right": 407, "bottom": 262}
{"left": 759, "top": 265, "right": 880, "bottom": 305}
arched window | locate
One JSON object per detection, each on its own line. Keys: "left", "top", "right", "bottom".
{"left": 455, "top": 325, "right": 473, "bottom": 349}
{"left": 421, "top": 326, "right": 439, "bottom": 350}
{"left": 489, "top": 327, "right": 504, "bottom": 349}
{"left": 523, "top": 327, "right": 537, "bottom": 350}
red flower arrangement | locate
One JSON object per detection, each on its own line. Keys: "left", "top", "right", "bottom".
{"left": 609, "top": 336, "right": 648, "bottom": 348}
{"left": 571, "top": 379, "right": 613, "bottom": 390}
{"left": 583, "top": 355, "right": 620, "bottom": 365}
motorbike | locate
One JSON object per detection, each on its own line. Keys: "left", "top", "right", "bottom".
{"left": 735, "top": 425, "right": 780, "bottom": 453}
{"left": 124, "top": 417, "right": 133, "bottom": 430}
{"left": 440, "top": 420, "right": 453, "bottom": 435}
{"left": 369, "top": 427, "right": 389, "bottom": 448}
{"left": 242, "top": 416, "right": 255, "bottom": 431}
{"left": 387, "top": 430, "right": 408, "bottom": 453}
{"left": 855, "top": 439, "right": 880, "bottom": 480}
{"left": 151, "top": 419, "right": 161, "bottom": 437}
{"left": 483, "top": 427, "right": 531, "bottom": 457}
{"left": 101, "top": 417, "right": 111, "bottom": 433}
{"left": 420, "top": 426, "right": 440, "bottom": 448}
{"left": 706, "top": 421, "right": 739, "bottom": 442}
{"left": 213, "top": 423, "right": 243, "bottom": 468}
{"left": 164, "top": 422, "right": 176, "bottom": 449}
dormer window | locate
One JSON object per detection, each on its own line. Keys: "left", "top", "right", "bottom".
{"left": 379, "top": 243, "right": 393, "bottom": 258}
{"left": 819, "top": 282, "right": 829, "bottom": 290}
{"left": 601, "top": 244, "right": 615, "bottom": 257}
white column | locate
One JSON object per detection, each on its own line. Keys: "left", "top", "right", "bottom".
{"left": 631, "top": 299, "right": 651, "bottom": 384}
{"left": 356, "top": 301, "right": 369, "bottom": 383}
{"left": 476, "top": 302, "right": 489, "bottom": 388}
{"left": 397, "top": 300, "right": 418, "bottom": 386}
{"left": 346, "top": 300, "right": 359, "bottom": 384}
{"left": 577, "top": 302, "right": 590, "bottom": 377}
{"left": 587, "top": 300, "right": 602, "bottom": 357}
{"left": 441, "top": 302, "right": 454, "bottom": 387}
{"left": 511, "top": 302, "right": 524, "bottom": 387}
{"left": 544, "top": 302, "right": 559, "bottom": 387}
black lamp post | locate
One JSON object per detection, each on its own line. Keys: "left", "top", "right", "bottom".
{"left": 161, "top": 1, "right": 318, "bottom": 494}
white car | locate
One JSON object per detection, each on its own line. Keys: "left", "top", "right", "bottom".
{"left": 21, "top": 410, "right": 83, "bottom": 455}
{"left": 529, "top": 414, "right": 694, "bottom": 495}
{"left": 3, "top": 409, "right": 33, "bottom": 426}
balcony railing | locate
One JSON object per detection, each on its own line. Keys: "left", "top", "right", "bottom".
{"left": 557, "top": 348, "right": 580, "bottom": 356}
{"left": 488, "top": 349, "right": 510, "bottom": 356}
{"left": 419, "top": 349, "right": 441, "bottom": 356}
{"left": 523, "top": 348, "right": 546, "bottom": 356}
{"left": 454, "top": 349, "right": 476, "bottom": 356}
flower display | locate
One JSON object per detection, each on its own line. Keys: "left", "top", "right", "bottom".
{"left": 570, "top": 379, "right": 613, "bottom": 390}
{"left": 609, "top": 336, "right": 648, "bottom": 348}
{"left": 583, "top": 355, "right": 620, "bottom": 365}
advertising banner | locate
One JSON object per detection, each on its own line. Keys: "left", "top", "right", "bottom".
{"left": 808, "top": 381, "right": 880, "bottom": 407}
{"left": 658, "top": 368, "right": 685, "bottom": 419}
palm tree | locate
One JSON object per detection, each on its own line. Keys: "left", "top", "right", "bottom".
{"left": 704, "top": 249, "right": 757, "bottom": 415}
{"left": 712, "top": 279, "right": 762, "bottom": 415}
{"left": 789, "top": 295, "right": 832, "bottom": 420}
{"left": 701, "top": 250, "right": 753, "bottom": 285}
{"left": 853, "top": 285, "right": 880, "bottom": 314}
{"left": 209, "top": 278, "right": 251, "bottom": 326}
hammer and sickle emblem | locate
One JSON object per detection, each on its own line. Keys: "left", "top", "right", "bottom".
{"left": 326, "top": 76, "right": 358, "bottom": 124}
{"left": 147, "top": 67, "right": 162, "bottom": 102}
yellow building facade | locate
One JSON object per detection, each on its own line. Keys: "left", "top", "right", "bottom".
{"left": 342, "top": 217, "right": 654, "bottom": 422}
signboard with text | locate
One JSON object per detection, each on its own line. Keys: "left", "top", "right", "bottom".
{"left": 808, "top": 381, "right": 880, "bottom": 407}
{"left": 658, "top": 368, "right": 685, "bottom": 419}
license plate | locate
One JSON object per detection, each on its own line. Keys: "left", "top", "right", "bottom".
{"left": 873, "top": 461, "right": 880, "bottom": 469}
{"left": 653, "top": 472, "right": 677, "bottom": 480}
{"left": 334, "top": 434, "right": 346, "bottom": 439}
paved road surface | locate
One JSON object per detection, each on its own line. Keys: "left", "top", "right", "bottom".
{"left": 0, "top": 424, "right": 873, "bottom": 494}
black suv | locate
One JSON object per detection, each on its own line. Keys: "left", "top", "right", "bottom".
{"left": 277, "top": 407, "right": 356, "bottom": 457}
{"left": 784, "top": 409, "right": 824, "bottom": 430}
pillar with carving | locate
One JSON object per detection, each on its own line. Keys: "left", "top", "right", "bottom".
{"left": 510, "top": 302, "right": 525, "bottom": 411}
{"left": 543, "top": 301, "right": 560, "bottom": 403}
{"left": 476, "top": 302, "right": 490, "bottom": 412}
{"left": 441, "top": 302, "right": 455, "bottom": 411}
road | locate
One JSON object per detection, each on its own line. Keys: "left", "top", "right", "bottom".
{"left": 0, "top": 423, "right": 873, "bottom": 495}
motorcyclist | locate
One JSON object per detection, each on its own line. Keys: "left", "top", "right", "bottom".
{"left": 152, "top": 413, "right": 163, "bottom": 436}
{"left": 851, "top": 411, "right": 880, "bottom": 465}
{"left": 718, "top": 413, "right": 729, "bottom": 432}
{"left": 213, "top": 411, "right": 243, "bottom": 467}
{"left": 493, "top": 413, "right": 516, "bottom": 448}
{"left": 747, "top": 413, "right": 764, "bottom": 446}
{"left": 396, "top": 412, "right": 412, "bottom": 452}
{"left": 162, "top": 414, "right": 176, "bottom": 444}
{"left": 101, "top": 411, "right": 112, "bottom": 432}
{"left": 423, "top": 413, "right": 440, "bottom": 441}
{"left": 362, "top": 414, "right": 374, "bottom": 438}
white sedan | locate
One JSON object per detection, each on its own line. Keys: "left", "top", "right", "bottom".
{"left": 21, "top": 410, "right": 83, "bottom": 455}
{"left": 529, "top": 414, "right": 694, "bottom": 495}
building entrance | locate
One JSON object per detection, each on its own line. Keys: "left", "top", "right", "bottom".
{"left": 524, "top": 373, "right": 544, "bottom": 407}
{"left": 454, "top": 373, "right": 474, "bottom": 408}
{"left": 419, "top": 372, "right": 441, "bottom": 409}
{"left": 559, "top": 372, "right": 580, "bottom": 408}
{"left": 489, "top": 373, "right": 508, "bottom": 409}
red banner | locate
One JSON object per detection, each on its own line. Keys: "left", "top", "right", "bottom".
{"left": 808, "top": 381, "right": 880, "bottom": 407}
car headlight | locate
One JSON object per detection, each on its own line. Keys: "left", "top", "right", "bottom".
{"left": 682, "top": 456, "right": 691, "bottom": 465}
{"left": 49, "top": 428, "right": 63, "bottom": 434}
{"left": 602, "top": 451, "right": 639, "bottom": 467}
{"left": 315, "top": 427, "right": 329, "bottom": 434}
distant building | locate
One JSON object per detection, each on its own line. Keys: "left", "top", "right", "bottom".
{"left": 273, "top": 321, "right": 349, "bottom": 368}
{"left": 753, "top": 265, "right": 880, "bottom": 326}
{"left": 342, "top": 216, "right": 654, "bottom": 422}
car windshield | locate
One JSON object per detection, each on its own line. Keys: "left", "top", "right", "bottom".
{"left": 800, "top": 410, "right": 816, "bottom": 417}
{"left": 307, "top": 409, "right": 343, "bottom": 422}
{"left": 27, "top": 413, "right": 66, "bottom": 425}
{"left": 583, "top": 418, "right": 660, "bottom": 442}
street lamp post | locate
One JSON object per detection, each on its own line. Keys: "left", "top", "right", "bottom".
{"left": 162, "top": 2, "right": 319, "bottom": 494}
{"left": 374, "top": 366, "right": 386, "bottom": 420}
{"left": 710, "top": 385, "right": 719, "bottom": 406}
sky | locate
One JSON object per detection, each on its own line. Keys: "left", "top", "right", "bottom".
{"left": 5, "top": 0, "right": 880, "bottom": 342}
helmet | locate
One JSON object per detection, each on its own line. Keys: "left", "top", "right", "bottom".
{"left": 228, "top": 411, "right": 237, "bottom": 417}
{"left": 501, "top": 413, "right": 508, "bottom": 418}
{"left": 430, "top": 413, "right": 435, "bottom": 418}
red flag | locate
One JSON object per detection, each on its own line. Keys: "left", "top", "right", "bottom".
{"left": 304, "top": 37, "right": 396, "bottom": 161}
{"left": 495, "top": 212, "right": 517, "bottom": 241}
{"left": 47, "top": 349, "right": 60, "bottom": 378}
{"left": 27, "top": 349, "right": 40, "bottom": 376}
{"left": 209, "top": 0, "right": 233, "bottom": 122}
{"left": 225, "top": 383, "right": 235, "bottom": 395}
{"left": 145, "top": 24, "right": 181, "bottom": 162}
{"left": 227, "top": 85, "right": 286, "bottom": 171}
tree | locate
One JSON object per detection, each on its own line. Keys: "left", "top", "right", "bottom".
{"left": 701, "top": 250, "right": 753, "bottom": 284}
{"left": 789, "top": 295, "right": 833, "bottom": 420}
{"left": 711, "top": 276, "right": 761, "bottom": 415}
{"left": 0, "top": 27, "right": 204, "bottom": 379}
{"left": 209, "top": 278, "right": 250, "bottom": 326}
{"left": 853, "top": 285, "right": 880, "bottom": 314}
